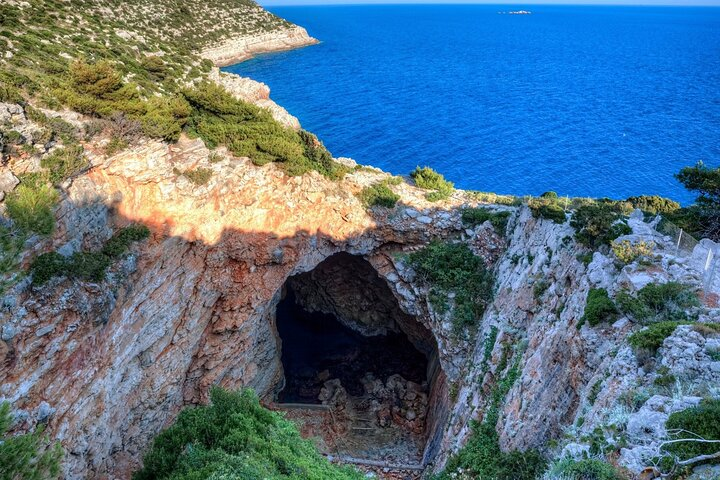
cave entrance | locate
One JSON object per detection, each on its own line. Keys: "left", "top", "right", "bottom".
{"left": 273, "top": 253, "right": 445, "bottom": 468}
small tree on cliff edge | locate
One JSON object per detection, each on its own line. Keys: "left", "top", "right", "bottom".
{"left": 675, "top": 162, "right": 720, "bottom": 241}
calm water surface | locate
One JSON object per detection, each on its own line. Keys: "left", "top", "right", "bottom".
{"left": 226, "top": 5, "right": 720, "bottom": 203}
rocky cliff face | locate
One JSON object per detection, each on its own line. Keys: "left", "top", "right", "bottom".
{"left": 1, "top": 50, "right": 719, "bottom": 480}
{"left": 0, "top": 107, "right": 502, "bottom": 476}
{"left": 436, "top": 207, "right": 720, "bottom": 476}
{"left": 201, "top": 25, "right": 319, "bottom": 67}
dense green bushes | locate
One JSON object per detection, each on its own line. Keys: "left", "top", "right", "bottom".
{"left": 528, "top": 195, "right": 566, "bottom": 224}
{"left": 182, "top": 82, "right": 345, "bottom": 179}
{"left": 571, "top": 202, "right": 631, "bottom": 249}
{"left": 461, "top": 207, "right": 511, "bottom": 235}
{"left": 29, "top": 224, "right": 150, "bottom": 285}
{"left": 133, "top": 388, "right": 362, "bottom": 480}
{"left": 410, "top": 166, "right": 454, "bottom": 201}
{"left": 626, "top": 195, "right": 680, "bottom": 215}
{"left": 580, "top": 288, "right": 617, "bottom": 327}
{"left": 407, "top": 241, "right": 494, "bottom": 330}
{"left": 615, "top": 282, "right": 699, "bottom": 324}
{"left": 664, "top": 398, "right": 720, "bottom": 462}
{"left": 627, "top": 321, "right": 690, "bottom": 353}
{"left": 357, "top": 179, "right": 400, "bottom": 208}
{"left": 0, "top": 402, "right": 62, "bottom": 480}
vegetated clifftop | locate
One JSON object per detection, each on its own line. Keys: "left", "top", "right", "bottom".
{"left": 1, "top": 2, "right": 720, "bottom": 480}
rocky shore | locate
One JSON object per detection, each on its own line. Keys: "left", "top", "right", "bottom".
{"left": 200, "top": 25, "right": 319, "bottom": 67}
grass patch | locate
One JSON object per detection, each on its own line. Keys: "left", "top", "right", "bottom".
{"left": 175, "top": 167, "right": 213, "bottom": 186}
{"left": 5, "top": 174, "right": 59, "bottom": 236}
{"left": 410, "top": 166, "right": 454, "bottom": 202}
{"left": 357, "top": 179, "right": 400, "bottom": 208}
{"left": 407, "top": 241, "right": 494, "bottom": 331}
{"left": 133, "top": 388, "right": 362, "bottom": 480}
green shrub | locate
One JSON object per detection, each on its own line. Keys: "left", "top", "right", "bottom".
{"left": 577, "top": 252, "right": 594, "bottom": 267}
{"left": 580, "top": 288, "right": 618, "bottom": 327}
{"left": 5, "top": 177, "right": 58, "bottom": 236}
{"left": 628, "top": 321, "right": 690, "bottom": 354}
{"left": 0, "top": 402, "right": 62, "bottom": 480}
{"left": 571, "top": 203, "right": 631, "bottom": 249}
{"left": 357, "top": 180, "right": 400, "bottom": 208}
{"left": 40, "top": 145, "right": 88, "bottom": 184}
{"left": 182, "top": 83, "right": 344, "bottom": 180}
{"left": 29, "top": 252, "right": 67, "bottom": 285}
{"left": 410, "top": 166, "right": 454, "bottom": 202}
{"left": 407, "top": 241, "right": 494, "bottom": 330}
{"left": 468, "top": 191, "right": 521, "bottom": 206}
{"left": 67, "top": 251, "right": 112, "bottom": 282}
{"left": 104, "top": 137, "right": 128, "bottom": 156}
{"left": 176, "top": 167, "right": 213, "bottom": 186}
{"left": 133, "top": 388, "right": 362, "bottom": 480}
{"left": 29, "top": 225, "right": 149, "bottom": 285}
{"left": 101, "top": 225, "right": 151, "bottom": 257}
{"left": 653, "top": 367, "right": 676, "bottom": 388}
{"left": 534, "top": 280, "right": 550, "bottom": 300}
{"left": 461, "top": 208, "right": 511, "bottom": 235}
{"left": 69, "top": 60, "right": 123, "bottom": 98}
{"left": 541, "top": 191, "right": 559, "bottom": 199}
{"left": 665, "top": 398, "right": 720, "bottom": 462}
{"left": 529, "top": 198, "right": 566, "bottom": 224}
{"left": 140, "top": 96, "right": 191, "bottom": 141}
{"left": 611, "top": 240, "right": 655, "bottom": 264}
{"left": 548, "top": 458, "right": 626, "bottom": 480}
{"left": 626, "top": 195, "right": 680, "bottom": 215}
{"left": 615, "top": 282, "right": 699, "bottom": 324}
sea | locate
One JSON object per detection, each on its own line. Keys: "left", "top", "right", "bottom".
{"left": 225, "top": 5, "right": 720, "bottom": 204}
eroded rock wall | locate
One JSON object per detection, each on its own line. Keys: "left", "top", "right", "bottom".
{"left": 1, "top": 131, "right": 497, "bottom": 477}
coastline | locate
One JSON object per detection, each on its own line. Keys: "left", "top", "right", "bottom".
{"left": 201, "top": 25, "right": 319, "bottom": 67}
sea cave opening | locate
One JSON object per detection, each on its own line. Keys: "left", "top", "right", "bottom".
{"left": 273, "top": 252, "right": 447, "bottom": 466}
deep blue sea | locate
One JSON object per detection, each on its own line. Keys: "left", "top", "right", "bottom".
{"left": 226, "top": 5, "right": 720, "bottom": 204}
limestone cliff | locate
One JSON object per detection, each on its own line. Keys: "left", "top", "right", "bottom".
{"left": 1, "top": 4, "right": 719, "bottom": 476}
{"left": 201, "top": 25, "right": 319, "bottom": 67}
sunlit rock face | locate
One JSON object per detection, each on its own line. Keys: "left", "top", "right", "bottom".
{"left": 0, "top": 131, "right": 499, "bottom": 478}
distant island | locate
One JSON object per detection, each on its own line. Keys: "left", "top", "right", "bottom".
{"left": 498, "top": 10, "right": 532, "bottom": 14}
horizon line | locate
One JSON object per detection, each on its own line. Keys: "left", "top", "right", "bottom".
{"left": 260, "top": 1, "right": 720, "bottom": 6}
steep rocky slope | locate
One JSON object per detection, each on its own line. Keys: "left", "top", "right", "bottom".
{"left": 1, "top": 2, "right": 720, "bottom": 480}
{"left": 2, "top": 96, "right": 718, "bottom": 477}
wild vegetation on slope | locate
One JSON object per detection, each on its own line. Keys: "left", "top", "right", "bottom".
{"left": 133, "top": 388, "right": 362, "bottom": 480}
{"left": 0, "top": 402, "right": 62, "bottom": 480}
